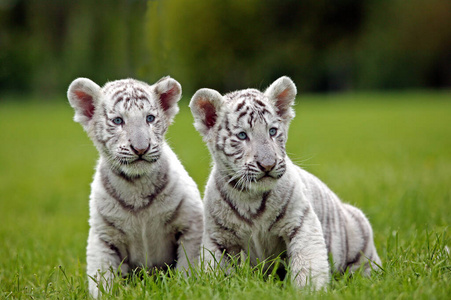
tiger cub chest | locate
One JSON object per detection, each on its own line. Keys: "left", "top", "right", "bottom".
{"left": 97, "top": 203, "right": 180, "bottom": 267}
{"left": 93, "top": 171, "right": 183, "bottom": 267}
{"left": 211, "top": 190, "right": 289, "bottom": 261}
{"left": 123, "top": 214, "right": 178, "bottom": 267}
{"left": 242, "top": 224, "right": 287, "bottom": 263}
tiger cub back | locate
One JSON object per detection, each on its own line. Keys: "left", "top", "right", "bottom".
{"left": 190, "top": 76, "right": 381, "bottom": 290}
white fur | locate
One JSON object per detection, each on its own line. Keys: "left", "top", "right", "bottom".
{"left": 68, "top": 77, "right": 203, "bottom": 298}
{"left": 190, "top": 76, "right": 381, "bottom": 291}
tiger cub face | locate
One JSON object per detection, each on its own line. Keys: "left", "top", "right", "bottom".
{"left": 67, "top": 76, "right": 181, "bottom": 178}
{"left": 190, "top": 76, "right": 297, "bottom": 192}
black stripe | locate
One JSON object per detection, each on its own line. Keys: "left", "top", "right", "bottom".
{"left": 234, "top": 151, "right": 244, "bottom": 162}
{"left": 248, "top": 111, "right": 255, "bottom": 127}
{"left": 112, "top": 88, "right": 125, "bottom": 100}
{"left": 215, "top": 125, "right": 225, "bottom": 151}
{"left": 326, "top": 197, "right": 336, "bottom": 253}
{"left": 257, "top": 108, "right": 271, "bottom": 119}
{"left": 235, "top": 100, "right": 246, "bottom": 112}
{"left": 253, "top": 191, "right": 270, "bottom": 218}
{"left": 318, "top": 188, "right": 332, "bottom": 253}
{"left": 210, "top": 237, "right": 227, "bottom": 254}
{"left": 345, "top": 207, "right": 369, "bottom": 268}
{"left": 224, "top": 115, "right": 232, "bottom": 133}
{"left": 209, "top": 206, "right": 239, "bottom": 238}
{"left": 101, "top": 168, "right": 136, "bottom": 212}
{"left": 268, "top": 184, "right": 294, "bottom": 231}
{"left": 146, "top": 172, "right": 169, "bottom": 203}
{"left": 254, "top": 99, "right": 265, "bottom": 107}
{"left": 164, "top": 198, "right": 184, "bottom": 226}
{"left": 337, "top": 206, "right": 349, "bottom": 266}
{"left": 112, "top": 168, "right": 141, "bottom": 182}
{"left": 346, "top": 251, "right": 362, "bottom": 268}
{"left": 215, "top": 143, "right": 224, "bottom": 152}
{"left": 226, "top": 177, "right": 242, "bottom": 190}
{"left": 98, "top": 209, "right": 126, "bottom": 235}
{"left": 244, "top": 91, "right": 259, "bottom": 98}
{"left": 289, "top": 206, "right": 310, "bottom": 240}
{"left": 113, "top": 96, "right": 124, "bottom": 108}
{"left": 317, "top": 186, "right": 326, "bottom": 226}
{"left": 237, "top": 111, "right": 247, "bottom": 122}
{"left": 100, "top": 166, "right": 168, "bottom": 212}
{"left": 134, "top": 87, "right": 147, "bottom": 96}
{"left": 99, "top": 236, "right": 123, "bottom": 261}
{"left": 323, "top": 213, "right": 330, "bottom": 252}
{"left": 215, "top": 178, "right": 252, "bottom": 225}
{"left": 222, "top": 148, "right": 242, "bottom": 158}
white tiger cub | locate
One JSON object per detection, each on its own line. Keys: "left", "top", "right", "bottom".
{"left": 67, "top": 76, "right": 203, "bottom": 298}
{"left": 190, "top": 76, "right": 381, "bottom": 290}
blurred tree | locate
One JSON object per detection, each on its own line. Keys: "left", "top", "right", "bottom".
{"left": 0, "top": 0, "right": 148, "bottom": 96}
{"left": 146, "top": 0, "right": 366, "bottom": 93}
{"left": 356, "top": 0, "right": 451, "bottom": 89}
{"left": 146, "top": 0, "right": 451, "bottom": 94}
{"left": 0, "top": 0, "right": 450, "bottom": 97}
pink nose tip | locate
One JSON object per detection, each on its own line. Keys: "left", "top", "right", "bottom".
{"left": 130, "top": 144, "right": 150, "bottom": 156}
{"left": 257, "top": 161, "right": 275, "bottom": 172}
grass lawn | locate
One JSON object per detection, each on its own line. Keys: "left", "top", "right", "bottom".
{"left": 0, "top": 91, "right": 450, "bottom": 299}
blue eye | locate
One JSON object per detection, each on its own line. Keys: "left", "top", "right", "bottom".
{"left": 269, "top": 128, "right": 277, "bottom": 136}
{"left": 146, "top": 115, "right": 155, "bottom": 123}
{"left": 112, "top": 117, "right": 123, "bottom": 125}
{"left": 237, "top": 132, "right": 248, "bottom": 140}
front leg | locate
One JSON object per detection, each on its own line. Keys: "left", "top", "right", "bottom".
{"left": 199, "top": 231, "right": 244, "bottom": 274}
{"left": 285, "top": 207, "right": 330, "bottom": 290}
{"left": 86, "top": 230, "right": 129, "bottom": 298}
{"left": 174, "top": 208, "right": 204, "bottom": 273}
{"left": 200, "top": 234, "right": 228, "bottom": 271}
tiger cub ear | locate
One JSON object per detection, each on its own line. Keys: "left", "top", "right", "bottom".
{"left": 67, "top": 78, "right": 101, "bottom": 129}
{"left": 264, "top": 76, "right": 297, "bottom": 122}
{"left": 190, "top": 88, "right": 224, "bottom": 138}
{"left": 153, "top": 76, "right": 182, "bottom": 123}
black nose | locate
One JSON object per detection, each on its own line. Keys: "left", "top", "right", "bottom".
{"left": 257, "top": 161, "right": 276, "bottom": 173}
{"left": 130, "top": 144, "right": 150, "bottom": 156}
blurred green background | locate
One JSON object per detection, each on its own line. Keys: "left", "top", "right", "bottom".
{"left": 1, "top": 0, "right": 450, "bottom": 96}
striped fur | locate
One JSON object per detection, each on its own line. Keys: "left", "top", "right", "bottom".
{"left": 190, "top": 76, "right": 381, "bottom": 290}
{"left": 68, "top": 77, "right": 203, "bottom": 298}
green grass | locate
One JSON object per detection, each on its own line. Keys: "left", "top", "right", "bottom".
{"left": 1, "top": 91, "right": 450, "bottom": 299}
